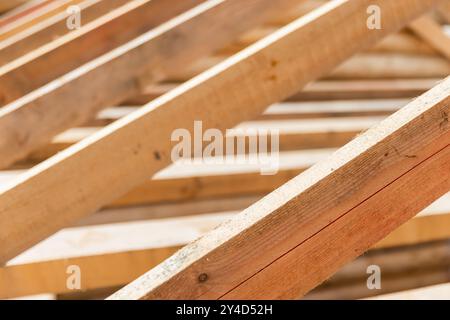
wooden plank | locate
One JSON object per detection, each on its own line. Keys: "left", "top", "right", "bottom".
{"left": 0, "top": 0, "right": 30, "bottom": 14}
{"left": 437, "top": 1, "right": 450, "bottom": 23}
{"left": 0, "top": 0, "right": 438, "bottom": 266}
{"left": 2, "top": 198, "right": 450, "bottom": 299}
{"left": 0, "top": 0, "right": 204, "bottom": 104}
{"left": 4, "top": 149, "right": 331, "bottom": 208}
{"left": 0, "top": 213, "right": 229, "bottom": 299}
{"left": 328, "top": 53, "right": 450, "bottom": 79}
{"left": 220, "top": 28, "right": 437, "bottom": 56}
{"left": 90, "top": 99, "right": 408, "bottom": 126}
{"left": 131, "top": 79, "right": 439, "bottom": 105}
{"left": 110, "top": 77, "right": 450, "bottom": 300}
{"left": 307, "top": 240, "right": 450, "bottom": 300}
{"left": 0, "top": 0, "right": 84, "bottom": 41}
{"left": 409, "top": 15, "right": 450, "bottom": 60}
{"left": 0, "top": 0, "right": 303, "bottom": 168}
{"left": 161, "top": 53, "right": 450, "bottom": 82}
{"left": 367, "top": 282, "right": 450, "bottom": 300}
{"left": 0, "top": 0, "right": 131, "bottom": 64}
{"left": 25, "top": 117, "right": 383, "bottom": 162}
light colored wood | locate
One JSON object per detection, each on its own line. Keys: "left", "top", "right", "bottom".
{"left": 2, "top": 197, "right": 450, "bottom": 299}
{"left": 0, "top": 213, "right": 230, "bottom": 299}
{"left": 409, "top": 15, "right": 450, "bottom": 60}
{"left": 329, "top": 53, "right": 450, "bottom": 79}
{"left": 0, "top": 0, "right": 131, "bottom": 64}
{"left": 367, "top": 282, "right": 450, "bottom": 300}
{"left": 90, "top": 99, "right": 408, "bottom": 126}
{"left": 437, "top": 1, "right": 450, "bottom": 23}
{"left": 132, "top": 79, "right": 439, "bottom": 105}
{"left": 0, "top": 0, "right": 30, "bottom": 13}
{"left": 3, "top": 149, "right": 327, "bottom": 208}
{"left": 0, "top": 0, "right": 84, "bottom": 41}
{"left": 0, "top": 0, "right": 439, "bottom": 266}
{"left": 220, "top": 28, "right": 437, "bottom": 56}
{"left": 26, "top": 117, "right": 383, "bottom": 162}
{"left": 306, "top": 240, "right": 450, "bottom": 300}
{"left": 163, "top": 53, "right": 450, "bottom": 82}
{"left": 0, "top": 1, "right": 52, "bottom": 28}
{"left": 0, "top": 0, "right": 303, "bottom": 168}
{"left": 110, "top": 77, "right": 450, "bottom": 300}
{"left": 0, "top": 0, "right": 203, "bottom": 104}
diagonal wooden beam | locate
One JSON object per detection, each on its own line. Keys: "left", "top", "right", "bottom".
{"left": 409, "top": 15, "right": 450, "bottom": 60}
{"left": 0, "top": 0, "right": 84, "bottom": 41}
{"left": 0, "top": 0, "right": 131, "bottom": 64}
{"left": 0, "top": 0, "right": 30, "bottom": 14}
{"left": 437, "top": 1, "right": 450, "bottom": 23}
{"left": 0, "top": 0, "right": 439, "bottom": 266}
{"left": 109, "top": 77, "right": 450, "bottom": 300}
{"left": 2, "top": 200, "right": 450, "bottom": 299}
{"left": 0, "top": 0, "right": 204, "bottom": 104}
{"left": 0, "top": 0, "right": 303, "bottom": 168}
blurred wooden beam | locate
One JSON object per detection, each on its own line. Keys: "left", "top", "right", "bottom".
{"left": 110, "top": 76, "right": 450, "bottom": 300}
{"left": 0, "top": 0, "right": 303, "bottom": 168}
{"left": 409, "top": 15, "right": 450, "bottom": 60}
{"left": 0, "top": 0, "right": 130, "bottom": 64}
{"left": 0, "top": 0, "right": 203, "bottom": 104}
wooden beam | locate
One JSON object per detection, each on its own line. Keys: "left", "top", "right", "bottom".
{"left": 2, "top": 200, "right": 450, "bottom": 299}
{"left": 287, "top": 79, "right": 440, "bottom": 101}
{"left": 437, "top": 1, "right": 450, "bottom": 23}
{"left": 90, "top": 99, "right": 408, "bottom": 126}
{"left": 0, "top": 0, "right": 439, "bottom": 267}
{"left": 0, "top": 0, "right": 84, "bottom": 41}
{"left": 109, "top": 77, "right": 450, "bottom": 300}
{"left": 409, "top": 15, "right": 450, "bottom": 60}
{"left": 307, "top": 240, "right": 450, "bottom": 300}
{"left": 131, "top": 79, "right": 439, "bottom": 105}
{"left": 0, "top": 0, "right": 303, "bottom": 168}
{"left": 0, "top": 0, "right": 204, "bottom": 104}
{"left": 160, "top": 53, "right": 450, "bottom": 82}
{"left": 0, "top": 0, "right": 131, "bottom": 64}
{"left": 26, "top": 117, "right": 383, "bottom": 162}
{"left": 367, "top": 282, "right": 450, "bottom": 300}
{"left": 0, "top": 0, "right": 30, "bottom": 14}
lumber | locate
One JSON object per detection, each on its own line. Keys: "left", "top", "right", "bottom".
{"left": 0, "top": 0, "right": 304, "bottom": 168}
{"left": 89, "top": 99, "right": 408, "bottom": 126}
{"left": 110, "top": 77, "right": 450, "bottom": 300}
{"left": 0, "top": 1, "right": 52, "bottom": 28}
{"left": 409, "top": 15, "right": 450, "bottom": 60}
{"left": 0, "top": 0, "right": 30, "bottom": 14}
{"left": 26, "top": 117, "right": 383, "bottom": 162}
{"left": 437, "top": 1, "right": 450, "bottom": 23}
{"left": 328, "top": 53, "right": 450, "bottom": 79}
{"left": 0, "top": 0, "right": 131, "bottom": 64}
{"left": 0, "top": 0, "right": 204, "bottom": 104}
{"left": 2, "top": 197, "right": 450, "bottom": 299}
{"left": 1, "top": 149, "right": 330, "bottom": 207}
{"left": 306, "top": 240, "right": 450, "bottom": 299}
{"left": 162, "top": 53, "right": 450, "bottom": 82}
{"left": 0, "top": 213, "right": 230, "bottom": 299}
{"left": 0, "top": 0, "right": 439, "bottom": 268}
{"left": 130, "top": 79, "right": 439, "bottom": 105}
{"left": 0, "top": 0, "right": 84, "bottom": 41}
{"left": 220, "top": 28, "right": 437, "bottom": 56}
{"left": 367, "top": 282, "right": 450, "bottom": 300}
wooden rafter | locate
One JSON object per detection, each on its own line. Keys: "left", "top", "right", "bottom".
{"left": 0, "top": 0, "right": 438, "bottom": 266}
{"left": 0, "top": 0, "right": 304, "bottom": 168}
{"left": 0, "top": 0, "right": 204, "bottom": 103}
{"left": 110, "top": 77, "right": 450, "bottom": 300}
{"left": 0, "top": 0, "right": 131, "bottom": 64}
{"left": 409, "top": 15, "right": 450, "bottom": 60}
